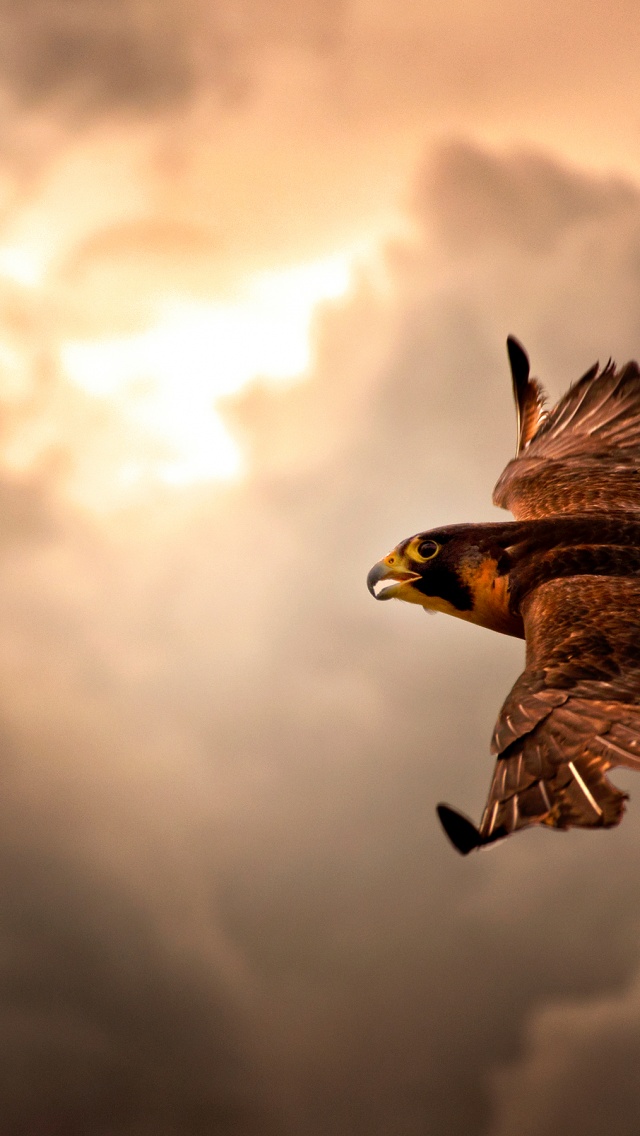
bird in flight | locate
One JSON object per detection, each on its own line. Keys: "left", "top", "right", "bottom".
{"left": 367, "top": 338, "right": 640, "bottom": 853}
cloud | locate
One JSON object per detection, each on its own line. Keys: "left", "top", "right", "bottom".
{"left": 422, "top": 141, "right": 637, "bottom": 255}
{"left": 211, "top": 141, "right": 640, "bottom": 1132}
{"left": 0, "top": 0, "right": 199, "bottom": 114}
{"left": 0, "top": 0, "right": 346, "bottom": 119}
{"left": 489, "top": 974, "right": 640, "bottom": 1136}
{"left": 0, "top": 840, "right": 274, "bottom": 1135}
{"left": 4, "top": 134, "right": 640, "bottom": 1134}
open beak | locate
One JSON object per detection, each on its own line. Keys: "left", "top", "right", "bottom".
{"left": 367, "top": 557, "right": 420, "bottom": 600}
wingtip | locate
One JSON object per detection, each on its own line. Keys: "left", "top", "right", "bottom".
{"left": 506, "top": 336, "right": 530, "bottom": 386}
{"left": 506, "top": 336, "right": 544, "bottom": 455}
{"left": 436, "top": 803, "right": 482, "bottom": 855}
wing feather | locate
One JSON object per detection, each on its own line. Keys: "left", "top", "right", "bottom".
{"left": 480, "top": 577, "right": 640, "bottom": 845}
{"left": 494, "top": 340, "right": 640, "bottom": 519}
{"left": 507, "top": 335, "right": 548, "bottom": 453}
{"left": 438, "top": 576, "right": 640, "bottom": 852}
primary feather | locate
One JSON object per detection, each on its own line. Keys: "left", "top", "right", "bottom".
{"left": 494, "top": 342, "right": 640, "bottom": 519}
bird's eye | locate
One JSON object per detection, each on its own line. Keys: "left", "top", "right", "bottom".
{"left": 417, "top": 540, "right": 440, "bottom": 560}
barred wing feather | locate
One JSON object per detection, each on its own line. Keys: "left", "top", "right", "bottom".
{"left": 494, "top": 338, "right": 640, "bottom": 519}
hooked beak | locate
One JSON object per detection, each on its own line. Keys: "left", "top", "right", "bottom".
{"left": 367, "top": 557, "right": 420, "bottom": 600}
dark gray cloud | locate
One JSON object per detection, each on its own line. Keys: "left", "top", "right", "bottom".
{"left": 0, "top": 840, "right": 272, "bottom": 1135}
{"left": 489, "top": 976, "right": 640, "bottom": 1136}
{"left": 0, "top": 499, "right": 283, "bottom": 1133}
{"left": 422, "top": 141, "right": 637, "bottom": 255}
{"left": 0, "top": 0, "right": 345, "bottom": 119}
{"left": 0, "top": 0, "right": 199, "bottom": 113}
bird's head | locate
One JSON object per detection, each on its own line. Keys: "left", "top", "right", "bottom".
{"left": 367, "top": 524, "right": 524, "bottom": 637}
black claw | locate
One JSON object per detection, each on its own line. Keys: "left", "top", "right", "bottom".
{"left": 436, "top": 803, "right": 482, "bottom": 855}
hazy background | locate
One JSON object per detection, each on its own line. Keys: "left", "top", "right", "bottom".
{"left": 2, "top": 2, "right": 640, "bottom": 1133}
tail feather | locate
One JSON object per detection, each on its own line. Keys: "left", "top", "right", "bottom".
{"left": 481, "top": 751, "right": 627, "bottom": 841}
{"left": 437, "top": 751, "right": 628, "bottom": 855}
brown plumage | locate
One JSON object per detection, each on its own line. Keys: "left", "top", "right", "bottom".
{"left": 367, "top": 338, "right": 640, "bottom": 853}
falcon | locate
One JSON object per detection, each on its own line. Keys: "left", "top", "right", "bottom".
{"left": 367, "top": 338, "right": 640, "bottom": 853}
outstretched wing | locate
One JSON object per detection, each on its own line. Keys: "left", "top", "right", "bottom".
{"left": 494, "top": 337, "right": 640, "bottom": 519}
{"left": 438, "top": 575, "right": 640, "bottom": 853}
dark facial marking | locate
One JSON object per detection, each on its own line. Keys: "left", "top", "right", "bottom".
{"left": 412, "top": 557, "right": 473, "bottom": 611}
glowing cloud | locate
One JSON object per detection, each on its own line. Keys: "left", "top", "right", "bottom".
{"left": 0, "top": 245, "right": 44, "bottom": 288}
{"left": 59, "top": 252, "right": 355, "bottom": 492}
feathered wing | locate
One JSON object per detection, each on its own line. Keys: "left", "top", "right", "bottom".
{"left": 506, "top": 335, "right": 548, "bottom": 455}
{"left": 494, "top": 338, "right": 640, "bottom": 519}
{"left": 439, "top": 576, "right": 640, "bottom": 853}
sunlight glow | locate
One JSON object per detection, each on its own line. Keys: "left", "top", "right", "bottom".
{"left": 60, "top": 252, "right": 355, "bottom": 490}
{"left": 0, "top": 245, "right": 43, "bottom": 287}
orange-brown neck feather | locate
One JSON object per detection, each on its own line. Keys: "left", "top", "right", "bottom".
{"left": 456, "top": 556, "right": 523, "bottom": 638}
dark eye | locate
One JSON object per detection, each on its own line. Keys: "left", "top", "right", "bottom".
{"left": 417, "top": 540, "right": 439, "bottom": 560}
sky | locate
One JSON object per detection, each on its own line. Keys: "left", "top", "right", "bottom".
{"left": 3, "top": 2, "right": 640, "bottom": 1134}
